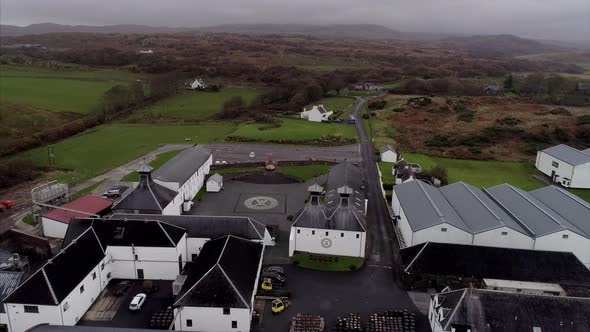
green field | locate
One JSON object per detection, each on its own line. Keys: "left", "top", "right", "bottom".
{"left": 308, "top": 97, "right": 354, "bottom": 111}
{"left": 70, "top": 179, "right": 106, "bottom": 200}
{"left": 292, "top": 253, "right": 364, "bottom": 271}
{"left": 121, "top": 149, "right": 184, "bottom": 182}
{"left": 229, "top": 118, "right": 358, "bottom": 143}
{"left": 24, "top": 123, "right": 236, "bottom": 184}
{"left": 136, "top": 87, "right": 259, "bottom": 120}
{"left": 0, "top": 65, "right": 139, "bottom": 80}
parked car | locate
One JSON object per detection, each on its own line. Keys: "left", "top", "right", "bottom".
{"left": 114, "top": 281, "right": 131, "bottom": 296}
{"left": 249, "top": 152, "right": 256, "bottom": 158}
{"left": 129, "top": 293, "right": 147, "bottom": 310}
{"left": 262, "top": 271, "right": 286, "bottom": 285}
{"left": 263, "top": 266, "right": 285, "bottom": 276}
{"left": 103, "top": 186, "right": 123, "bottom": 198}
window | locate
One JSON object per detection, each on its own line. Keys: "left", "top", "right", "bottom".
{"left": 441, "top": 228, "right": 447, "bottom": 232}
{"left": 356, "top": 234, "right": 360, "bottom": 239}
{"left": 24, "top": 305, "right": 39, "bottom": 313}
{"left": 80, "top": 285, "right": 85, "bottom": 294}
{"left": 232, "top": 321, "right": 237, "bottom": 329}
{"left": 341, "top": 233, "right": 344, "bottom": 238}
{"left": 325, "top": 231, "right": 329, "bottom": 236}
{"left": 101, "top": 263, "right": 105, "bottom": 271}
{"left": 297, "top": 229, "right": 300, "bottom": 234}
{"left": 107, "top": 272, "right": 111, "bottom": 279}
{"left": 501, "top": 231, "right": 508, "bottom": 236}
{"left": 223, "top": 308, "right": 230, "bottom": 315}
{"left": 134, "top": 254, "right": 139, "bottom": 260}
{"left": 186, "top": 319, "right": 193, "bottom": 327}
{"left": 63, "top": 302, "right": 70, "bottom": 312}
{"left": 92, "top": 272, "right": 97, "bottom": 280}
{"left": 563, "top": 234, "right": 569, "bottom": 239}
{"left": 552, "top": 161, "right": 559, "bottom": 168}
{"left": 312, "top": 230, "right": 315, "bottom": 235}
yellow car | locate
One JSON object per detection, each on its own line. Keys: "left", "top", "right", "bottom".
{"left": 261, "top": 278, "right": 273, "bottom": 291}
{"left": 271, "top": 298, "right": 290, "bottom": 314}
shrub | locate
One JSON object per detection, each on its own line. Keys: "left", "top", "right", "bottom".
{"left": 368, "top": 100, "right": 387, "bottom": 110}
{"left": 496, "top": 117, "right": 522, "bottom": 126}
{"left": 426, "top": 135, "right": 455, "bottom": 147}
{"left": 392, "top": 107, "right": 405, "bottom": 113}
{"left": 362, "top": 114, "right": 370, "bottom": 119}
{"left": 577, "top": 115, "right": 590, "bottom": 125}
{"left": 0, "top": 157, "right": 39, "bottom": 188}
{"left": 423, "top": 165, "right": 449, "bottom": 185}
{"left": 382, "top": 183, "right": 394, "bottom": 190}
{"left": 554, "top": 127, "right": 570, "bottom": 142}
{"left": 427, "top": 107, "right": 450, "bottom": 114}
{"left": 349, "top": 265, "right": 358, "bottom": 271}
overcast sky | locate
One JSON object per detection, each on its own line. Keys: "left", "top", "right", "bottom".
{"left": 1, "top": 0, "right": 589, "bottom": 40}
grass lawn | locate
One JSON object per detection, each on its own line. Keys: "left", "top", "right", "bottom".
{"left": 121, "top": 149, "right": 184, "bottom": 182}
{"left": 24, "top": 123, "right": 235, "bottom": 184}
{"left": 380, "top": 82, "right": 400, "bottom": 89}
{"left": 278, "top": 164, "right": 331, "bottom": 181}
{"left": 0, "top": 65, "right": 140, "bottom": 81}
{"left": 308, "top": 97, "right": 354, "bottom": 112}
{"left": 0, "top": 77, "right": 120, "bottom": 113}
{"left": 138, "top": 87, "right": 259, "bottom": 120}
{"left": 378, "top": 162, "right": 395, "bottom": 184}
{"left": 214, "top": 166, "right": 262, "bottom": 174}
{"left": 70, "top": 179, "right": 106, "bottom": 200}
{"left": 229, "top": 118, "right": 358, "bottom": 143}
{"left": 292, "top": 253, "right": 364, "bottom": 271}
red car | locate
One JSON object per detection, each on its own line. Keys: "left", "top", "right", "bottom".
{"left": 0, "top": 200, "right": 13, "bottom": 212}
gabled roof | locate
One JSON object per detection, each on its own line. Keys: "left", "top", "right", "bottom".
{"left": 540, "top": 144, "right": 590, "bottom": 166}
{"left": 436, "top": 288, "right": 590, "bottom": 331}
{"left": 380, "top": 144, "right": 396, "bottom": 154}
{"left": 174, "top": 236, "right": 263, "bottom": 308}
{"left": 111, "top": 213, "right": 267, "bottom": 241}
{"left": 62, "top": 218, "right": 186, "bottom": 249}
{"left": 401, "top": 242, "right": 590, "bottom": 286}
{"left": 113, "top": 172, "right": 177, "bottom": 213}
{"left": 529, "top": 186, "right": 590, "bottom": 238}
{"left": 43, "top": 194, "right": 112, "bottom": 224}
{"left": 308, "top": 183, "right": 324, "bottom": 193}
{"left": 207, "top": 173, "right": 223, "bottom": 185}
{"left": 153, "top": 146, "right": 211, "bottom": 185}
{"left": 325, "top": 161, "right": 365, "bottom": 214}
{"left": 5, "top": 228, "right": 105, "bottom": 305}
{"left": 292, "top": 196, "right": 331, "bottom": 229}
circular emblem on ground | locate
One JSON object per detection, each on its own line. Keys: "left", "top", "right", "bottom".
{"left": 244, "top": 196, "right": 279, "bottom": 210}
{"left": 321, "top": 238, "right": 333, "bottom": 248}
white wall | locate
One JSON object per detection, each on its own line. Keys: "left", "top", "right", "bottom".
{"left": 536, "top": 152, "right": 576, "bottom": 187}
{"left": 5, "top": 304, "right": 62, "bottom": 332}
{"left": 106, "top": 245, "right": 182, "bottom": 280}
{"left": 187, "top": 237, "right": 210, "bottom": 260}
{"left": 289, "top": 227, "right": 365, "bottom": 257}
{"left": 381, "top": 150, "right": 398, "bottom": 163}
{"left": 41, "top": 217, "right": 69, "bottom": 239}
{"left": 412, "top": 224, "right": 472, "bottom": 247}
{"left": 473, "top": 226, "right": 534, "bottom": 250}
{"left": 428, "top": 295, "right": 446, "bottom": 332}
{"left": 534, "top": 231, "right": 590, "bottom": 268}
{"left": 174, "top": 306, "right": 250, "bottom": 332}
{"left": 207, "top": 180, "right": 222, "bottom": 192}
{"left": 571, "top": 163, "right": 590, "bottom": 189}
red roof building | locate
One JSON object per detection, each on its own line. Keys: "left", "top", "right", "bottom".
{"left": 42, "top": 194, "right": 113, "bottom": 238}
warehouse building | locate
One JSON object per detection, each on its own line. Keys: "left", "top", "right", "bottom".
{"left": 114, "top": 146, "right": 211, "bottom": 215}
{"left": 41, "top": 194, "right": 112, "bottom": 239}
{"left": 535, "top": 144, "right": 590, "bottom": 188}
{"left": 392, "top": 181, "right": 590, "bottom": 267}
{"left": 289, "top": 162, "right": 367, "bottom": 258}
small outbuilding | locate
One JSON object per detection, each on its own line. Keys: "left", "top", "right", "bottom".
{"left": 300, "top": 105, "right": 333, "bottom": 122}
{"left": 206, "top": 173, "right": 223, "bottom": 192}
{"left": 380, "top": 144, "right": 398, "bottom": 163}
{"left": 41, "top": 194, "right": 112, "bottom": 239}
{"left": 188, "top": 78, "right": 208, "bottom": 90}
{"left": 535, "top": 144, "right": 590, "bottom": 188}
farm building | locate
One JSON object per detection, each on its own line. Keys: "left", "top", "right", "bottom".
{"left": 188, "top": 78, "right": 207, "bottom": 90}
{"left": 352, "top": 82, "right": 383, "bottom": 91}
{"left": 300, "top": 105, "right": 333, "bottom": 122}
{"left": 3, "top": 216, "right": 267, "bottom": 332}
{"left": 41, "top": 194, "right": 112, "bottom": 239}
{"left": 380, "top": 144, "right": 398, "bottom": 163}
{"left": 535, "top": 144, "right": 590, "bottom": 188}
{"left": 174, "top": 236, "right": 263, "bottom": 332}
{"left": 114, "top": 146, "right": 212, "bottom": 215}
{"left": 289, "top": 162, "right": 367, "bottom": 258}
{"left": 400, "top": 242, "right": 590, "bottom": 294}
{"left": 428, "top": 288, "right": 590, "bottom": 332}
{"left": 206, "top": 173, "right": 223, "bottom": 192}
{"left": 392, "top": 181, "right": 590, "bottom": 268}
{"left": 392, "top": 160, "right": 423, "bottom": 185}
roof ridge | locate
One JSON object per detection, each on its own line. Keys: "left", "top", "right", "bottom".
{"left": 404, "top": 242, "right": 429, "bottom": 273}
{"left": 216, "top": 236, "right": 231, "bottom": 265}
{"left": 247, "top": 219, "right": 264, "bottom": 240}
{"left": 145, "top": 176, "right": 164, "bottom": 210}
{"left": 552, "top": 186, "right": 590, "bottom": 211}
{"left": 460, "top": 183, "right": 503, "bottom": 223}
{"left": 41, "top": 267, "right": 59, "bottom": 305}
{"left": 482, "top": 188, "right": 536, "bottom": 237}
{"left": 416, "top": 181, "right": 445, "bottom": 220}
{"left": 218, "top": 264, "right": 249, "bottom": 308}
{"left": 506, "top": 185, "right": 566, "bottom": 230}
{"left": 157, "top": 221, "right": 177, "bottom": 247}
{"left": 173, "top": 263, "right": 217, "bottom": 306}
{"left": 442, "top": 288, "right": 468, "bottom": 330}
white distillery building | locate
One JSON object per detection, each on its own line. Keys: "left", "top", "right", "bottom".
{"left": 188, "top": 78, "right": 207, "bottom": 90}
{"left": 41, "top": 194, "right": 112, "bottom": 239}
{"left": 380, "top": 145, "right": 399, "bottom": 163}
{"left": 289, "top": 162, "right": 367, "bottom": 258}
{"left": 300, "top": 105, "right": 333, "bottom": 122}
{"left": 2, "top": 215, "right": 268, "bottom": 332}
{"left": 114, "top": 145, "right": 212, "bottom": 215}
{"left": 174, "top": 236, "right": 263, "bottom": 332}
{"left": 535, "top": 144, "right": 590, "bottom": 188}
{"left": 392, "top": 181, "right": 590, "bottom": 268}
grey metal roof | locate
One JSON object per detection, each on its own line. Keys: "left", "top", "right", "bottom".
{"left": 540, "top": 144, "right": 590, "bottom": 166}
{"left": 440, "top": 182, "right": 529, "bottom": 235}
{"left": 153, "top": 145, "right": 211, "bottom": 185}
{"left": 111, "top": 213, "right": 266, "bottom": 240}
{"left": 485, "top": 184, "right": 585, "bottom": 238}
{"left": 392, "top": 181, "right": 468, "bottom": 232}
{"left": 292, "top": 196, "right": 331, "bottom": 229}
{"left": 113, "top": 172, "right": 177, "bottom": 213}
{"left": 137, "top": 161, "right": 153, "bottom": 173}
{"left": 207, "top": 173, "right": 223, "bottom": 185}
{"left": 317, "top": 105, "right": 328, "bottom": 114}
{"left": 380, "top": 144, "right": 396, "bottom": 154}
{"left": 583, "top": 148, "right": 590, "bottom": 154}
{"left": 529, "top": 186, "right": 590, "bottom": 238}
{"left": 308, "top": 183, "right": 324, "bottom": 193}
{"left": 325, "top": 161, "right": 365, "bottom": 214}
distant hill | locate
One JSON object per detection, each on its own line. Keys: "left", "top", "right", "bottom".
{"left": 443, "top": 34, "right": 565, "bottom": 58}
{"left": 0, "top": 22, "right": 447, "bottom": 40}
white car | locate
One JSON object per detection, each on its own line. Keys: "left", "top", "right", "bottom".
{"left": 249, "top": 152, "right": 256, "bottom": 158}
{"left": 129, "top": 293, "right": 147, "bottom": 311}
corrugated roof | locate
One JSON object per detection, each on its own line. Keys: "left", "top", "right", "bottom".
{"left": 529, "top": 186, "right": 590, "bottom": 238}
{"left": 153, "top": 146, "right": 211, "bottom": 185}
{"left": 325, "top": 161, "right": 365, "bottom": 214}
{"left": 540, "top": 144, "right": 590, "bottom": 166}
{"left": 43, "top": 194, "right": 112, "bottom": 224}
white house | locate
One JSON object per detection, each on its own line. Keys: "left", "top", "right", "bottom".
{"left": 114, "top": 146, "right": 212, "bottom": 215}
{"left": 392, "top": 160, "right": 419, "bottom": 185}
{"left": 428, "top": 287, "right": 590, "bottom": 332}
{"left": 300, "top": 105, "right": 333, "bottom": 122}
{"left": 535, "top": 144, "right": 590, "bottom": 188}
{"left": 41, "top": 194, "right": 112, "bottom": 239}
{"left": 289, "top": 162, "right": 367, "bottom": 258}
{"left": 206, "top": 174, "right": 223, "bottom": 192}
{"left": 392, "top": 180, "right": 590, "bottom": 268}
{"left": 138, "top": 49, "right": 154, "bottom": 54}
{"left": 188, "top": 78, "right": 208, "bottom": 90}
{"left": 174, "top": 236, "right": 263, "bottom": 332}
{"left": 380, "top": 145, "right": 398, "bottom": 163}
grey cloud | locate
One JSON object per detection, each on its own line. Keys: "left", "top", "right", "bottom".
{"left": 1, "top": 0, "right": 589, "bottom": 40}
